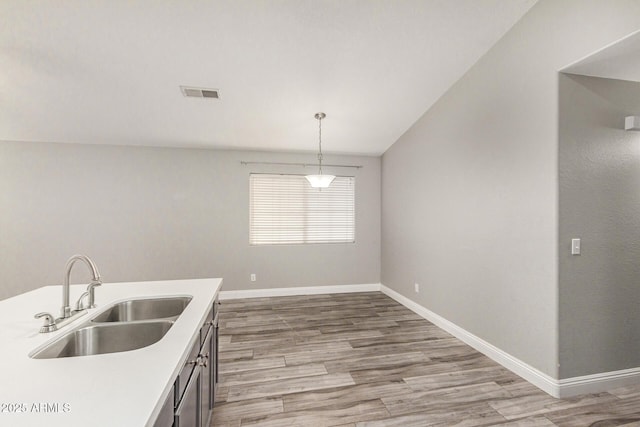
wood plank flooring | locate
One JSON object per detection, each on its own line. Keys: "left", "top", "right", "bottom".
{"left": 211, "top": 292, "right": 640, "bottom": 426}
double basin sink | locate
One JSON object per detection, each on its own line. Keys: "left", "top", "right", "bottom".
{"left": 31, "top": 296, "right": 192, "bottom": 359}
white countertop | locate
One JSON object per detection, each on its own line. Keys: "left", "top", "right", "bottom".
{"left": 0, "top": 278, "right": 222, "bottom": 427}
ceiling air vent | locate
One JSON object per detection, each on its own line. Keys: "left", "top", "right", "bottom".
{"left": 180, "top": 86, "right": 220, "bottom": 99}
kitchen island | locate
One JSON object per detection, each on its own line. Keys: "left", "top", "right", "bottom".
{"left": 0, "top": 278, "right": 222, "bottom": 427}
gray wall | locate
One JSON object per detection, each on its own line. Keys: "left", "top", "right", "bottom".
{"left": 0, "top": 141, "right": 380, "bottom": 301}
{"left": 559, "top": 74, "right": 640, "bottom": 378}
{"left": 381, "top": 0, "right": 640, "bottom": 378}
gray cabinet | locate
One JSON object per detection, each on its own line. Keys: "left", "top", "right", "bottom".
{"left": 199, "top": 296, "right": 219, "bottom": 426}
{"left": 175, "top": 338, "right": 201, "bottom": 408}
{"left": 200, "top": 325, "right": 213, "bottom": 426}
{"left": 173, "top": 336, "right": 202, "bottom": 427}
{"left": 170, "top": 297, "right": 219, "bottom": 427}
{"left": 175, "top": 366, "right": 200, "bottom": 427}
{"left": 212, "top": 308, "right": 219, "bottom": 405}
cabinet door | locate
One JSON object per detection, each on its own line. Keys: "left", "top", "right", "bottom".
{"left": 175, "top": 338, "right": 201, "bottom": 408}
{"left": 213, "top": 311, "right": 219, "bottom": 407}
{"left": 200, "top": 326, "right": 213, "bottom": 427}
{"left": 175, "top": 366, "right": 201, "bottom": 427}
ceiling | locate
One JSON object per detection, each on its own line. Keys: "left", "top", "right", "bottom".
{"left": 563, "top": 30, "right": 640, "bottom": 83}
{"left": 0, "top": 0, "right": 537, "bottom": 155}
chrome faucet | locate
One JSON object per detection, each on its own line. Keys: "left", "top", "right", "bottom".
{"left": 34, "top": 254, "right": 102, "bottom": 333}
{"left": 61, "top": 254, "right": 101, "bottom": 319}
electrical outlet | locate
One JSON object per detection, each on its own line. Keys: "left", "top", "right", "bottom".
{"left": 250, "top": 273, "right": 256, "bottom": 282}
{"left": 414, "top": 283, "right": 420, "bottom": 293}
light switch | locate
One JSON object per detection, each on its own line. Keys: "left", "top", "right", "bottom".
{"left": 571, "top": 238, "right": 581, "bottom": 255}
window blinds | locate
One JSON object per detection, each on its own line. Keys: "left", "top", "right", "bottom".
{"left": 249, "top": 174, "right": 355, "bottom": 245}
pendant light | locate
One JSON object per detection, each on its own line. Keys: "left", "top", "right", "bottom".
{"left": 305, "top": 112, "right": 336, "bottom": 188}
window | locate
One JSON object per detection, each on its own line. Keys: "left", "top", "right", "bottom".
{"left": 249, "top": 174, "right": 355, "bottom": 245}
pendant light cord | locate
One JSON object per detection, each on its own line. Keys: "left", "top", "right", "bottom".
{"left": 317, "top": 115, "right": 323, "bottom": 175}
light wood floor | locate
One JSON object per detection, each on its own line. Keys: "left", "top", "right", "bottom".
{"left": 212, "top": 292, "right": 640, "bottom": 426}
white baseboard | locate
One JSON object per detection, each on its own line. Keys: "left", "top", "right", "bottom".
{"left": 557, "top": 367, "right": 640, "bottom": 398}
{"left": 379, "top": 284, "right": 561, "bottom": 397}
{"left": 219, "top": 283, "right": 381, "bottom": 300}
{"left": 380, "top": 284, "right": 640, "bottom": 398}
{"left": 220, "top": 281, "right": 640, "bottom": 397}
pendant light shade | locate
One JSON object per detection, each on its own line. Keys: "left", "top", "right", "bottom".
{"left": 305, "top": 174, "right": 335, "bottom": 187}
{"left": 306, "top": 112, "right": 335, "bottom": 188}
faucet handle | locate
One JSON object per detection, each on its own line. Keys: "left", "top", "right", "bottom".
{"left": 75, "top": 281, "right": 102, "bottom": 311}
{"left": 74, "top": 291, "right": 90, "bottom": 311}
{"left": 87, "top": 280, "right": 101, "bottom": 308}
{"left": 35, "top": 312, "right": 58, "bottom": 333}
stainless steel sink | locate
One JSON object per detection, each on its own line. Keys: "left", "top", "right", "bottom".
{"left": 30, "top": 296, "right": 192, "bottom": 359}
{"left": 91, "top": 296, "right": 192, "bottom": 322}
{"left": 31, "top": 320, "right": 174, "bottom": 359}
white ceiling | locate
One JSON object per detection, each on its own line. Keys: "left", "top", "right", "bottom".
{"left": 563, "top": 30, "right": 640, "bottom": 83}
{"left": 0, "top": 0, "right": 537, "bottom": 155}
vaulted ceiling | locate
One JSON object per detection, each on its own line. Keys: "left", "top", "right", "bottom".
{"left": 0, "top": 0, "right": 537, "bottom": 155}
{"left": 563, "top": 30, "right": 640, "bottom": 83}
